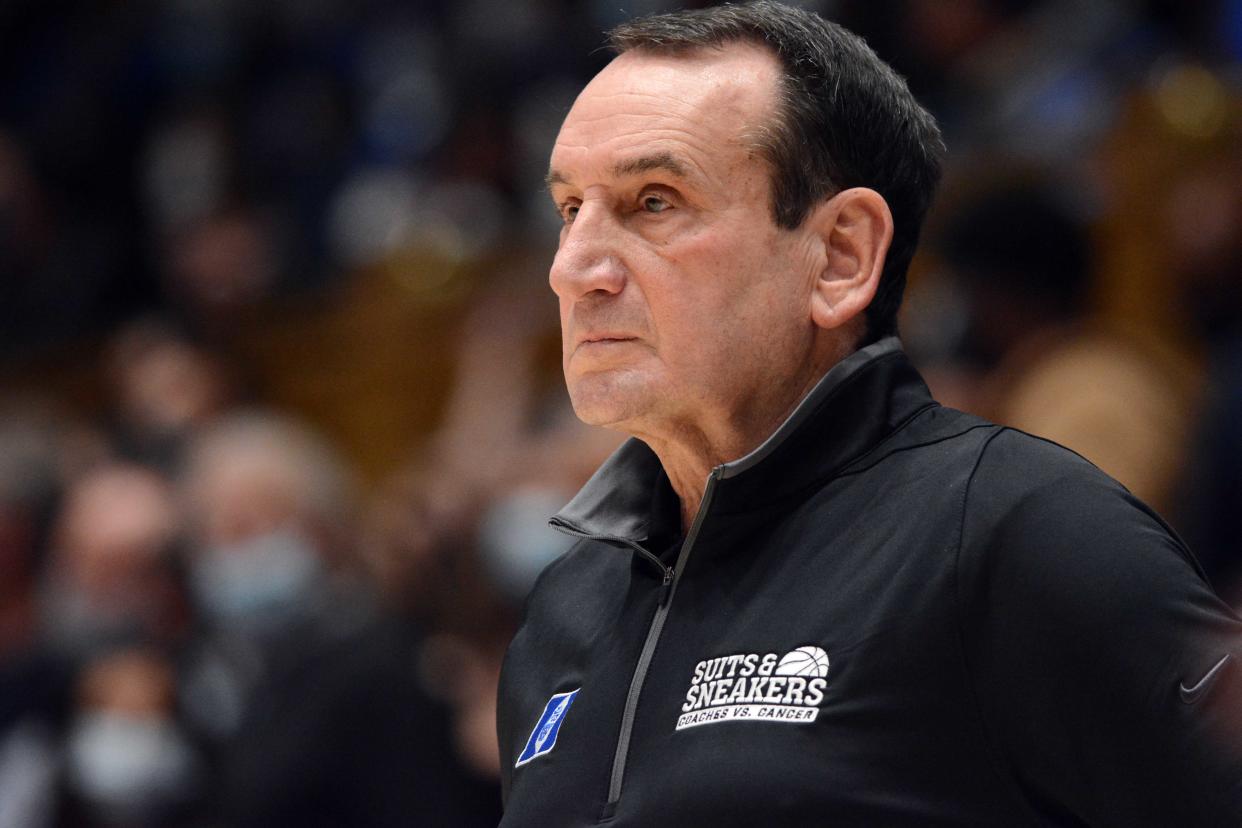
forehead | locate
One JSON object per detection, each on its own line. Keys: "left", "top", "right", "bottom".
{"left": 550, "top": 43, "right": 782, "bottom": 185}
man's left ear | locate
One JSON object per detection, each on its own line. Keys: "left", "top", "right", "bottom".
{"left": 807, "top": 187, "right": 894, "bottom": 331}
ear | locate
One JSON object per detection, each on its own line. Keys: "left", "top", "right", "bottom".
{"left": 807, "top": 187, "right": 894, "bottom": 332}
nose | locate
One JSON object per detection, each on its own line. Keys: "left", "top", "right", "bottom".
{"left": 548, "top": 201, "right": 627, "bottom": 301}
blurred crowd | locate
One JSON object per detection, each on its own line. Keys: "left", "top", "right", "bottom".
{"left": 0, "top": 0, "right": 1240, "bottom": 826}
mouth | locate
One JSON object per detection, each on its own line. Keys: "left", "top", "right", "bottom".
{"left": 577, "top": 334, "right": 637, "bottom": 347}
{"left": 571, "top": 334, "right": 640, "bottom": 362}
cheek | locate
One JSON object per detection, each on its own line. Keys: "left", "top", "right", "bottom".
{"left": 666, "top": 226, "right": 754, "bottom": 278}
{"left": 659, "top": 227, "right": 796, "bottom": 324}
{"left": 668, "top": 254, "right": 808, "bottom": 369}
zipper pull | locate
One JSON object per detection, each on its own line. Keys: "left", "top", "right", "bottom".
{"left": 658, "top": 566, "right": 674, "bottom": 606}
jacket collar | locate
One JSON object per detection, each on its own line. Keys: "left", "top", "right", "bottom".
{"left": 551, "top": 337, "right": 935, "bottom": 543}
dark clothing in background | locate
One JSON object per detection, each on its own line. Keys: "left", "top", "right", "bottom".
{"left": 1182, "top": 335, "right": 1242, "bottom": 604}
{"left": 213, "top": 612, "right": 501, "bottom": 828}
{"left": 498, "top": 338, "right": 1242, "bottom": 826}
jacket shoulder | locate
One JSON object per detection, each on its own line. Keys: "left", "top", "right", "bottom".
{"left": 954, "top": 431, "right": 1242, "bottom": 826}
{"left": 840, "top": 403, "right": 999, "bottom": 477}
{"left": 959, "top": 424, "right": 1198, "bottom": 577}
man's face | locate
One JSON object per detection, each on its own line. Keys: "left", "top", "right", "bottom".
{"left": 548, "top": 44, "right": 824, "bottom": 441}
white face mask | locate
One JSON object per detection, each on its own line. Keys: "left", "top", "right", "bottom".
{"left": 190, "top": 526, "right": 322, "bottom": 632}
{"left": 479, "top": 488, "right": 576, "bottom": 603}
{"left": 66, "top": 711, "right": 199, "bottom": 818}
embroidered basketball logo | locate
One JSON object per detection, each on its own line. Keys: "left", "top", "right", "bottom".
{"left": 516, "top": 688, "right": 580, "bottom": 767}
{"left": 775, "top": 645, "right": 830, "bottom": 677}
{"left": 676, "top": 646, "right": 828, "bottom": 731}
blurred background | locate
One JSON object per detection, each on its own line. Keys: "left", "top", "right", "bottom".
{"left": 0, "top": 0, "right": 1239, "bottom": 825}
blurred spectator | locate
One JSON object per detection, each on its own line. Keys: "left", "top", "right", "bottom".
{"left": 360, "top": 464, "right": 484, "bottom": 635}
{"left": 0, "top": 406, "right": 72, "bottom": 828}
{"left": 18, "top": 461, "right": 196, "bottom": 826}
{"left": 59, "top": 648, "right": 203, "bottom": 828}
{"left": 178, "top": 410, "right": 498, "bottom": 826}
{"left": 106, "top": 319, "right": 235, "bottom": 474}
{"left": 0, "top": 406, "right": 64, "bottom": 663}
{"left": 362, "top": 465, "right": 508, "bottom": 787}
{"left": 158, "top": 209, "right": 282, "bottom": 338}
{"left": 994, "top": 332, "right": 1197, "bottom": 514}
{"left": 478, "top": 487, "right": 576, "bottom": 607}
{"left": 39, "top": 464, "right": 188, "bottom": 666}
{"left": 906, "top": 180, "right": 1094, "bottom": 413}
{"left": 937, "top": 180, "right": 1092, "bottom": 374}
{"left": 912, "top": 180, "right": 1198, "bottom": 514}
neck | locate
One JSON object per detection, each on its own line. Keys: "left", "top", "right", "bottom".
{"left": 641, "top": 432, "right": 720, "bottom": 534}
{"left": 636, "top": 341, "right": 853, "bottom": 533}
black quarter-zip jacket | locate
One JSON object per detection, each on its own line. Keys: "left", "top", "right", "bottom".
{"left": 497, "top": 337, "right": 1242, "bottom": 826}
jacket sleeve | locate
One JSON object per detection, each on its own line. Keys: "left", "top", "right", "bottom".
{"left": 956, "top": 428, "right": 1242, "bottom": 827}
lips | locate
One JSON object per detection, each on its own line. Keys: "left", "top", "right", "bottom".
{"left": 570, "top": 333, "right": 640, "bottom": 364}
{"left": 575, "top": 332, "right": 637, "bottom": 348}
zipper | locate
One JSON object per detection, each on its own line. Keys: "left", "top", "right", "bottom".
{"left": 551, "top": 469, "right": 723, "bottom": 818}
{"left": 549, "top": 517, "right": 672, "bottom": 584}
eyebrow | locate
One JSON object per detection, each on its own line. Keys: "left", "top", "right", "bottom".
{"left": 545, "top": 151, "right": 692, "bottom": 193}
{"left": 545, "top": 168, "right": 570, "bottom": 191}
{"left": 611, "top": 152, "right": 690, "bottom": 180}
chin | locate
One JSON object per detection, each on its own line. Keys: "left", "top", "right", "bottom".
{"left": 567, "top": 391, "right": 634, "bottom": 429}
{"left": 565, "top": 372, "right": 653, "bottom": 430}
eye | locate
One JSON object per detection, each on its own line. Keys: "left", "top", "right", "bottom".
{"left": 558, "top": 201, "right": 580, "bottom": 224}
{"left": 641, "top": 194, "right": 671, "bottom": 214}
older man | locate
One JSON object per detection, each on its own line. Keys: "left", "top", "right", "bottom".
{"left": 496, "top": 3, "right": 1242, "bottom": 825}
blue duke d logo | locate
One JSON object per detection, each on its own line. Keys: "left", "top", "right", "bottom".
{"left": 516, "top": 688, "right": 581, "bottom": 767}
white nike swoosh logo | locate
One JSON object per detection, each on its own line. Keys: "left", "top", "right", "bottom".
{"left": 1179, "top": 654, "right": 1231, "bottom": 704}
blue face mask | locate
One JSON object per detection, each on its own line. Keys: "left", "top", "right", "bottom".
{"left": 190, "top": 527, "right": 322, "bottom": 632}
